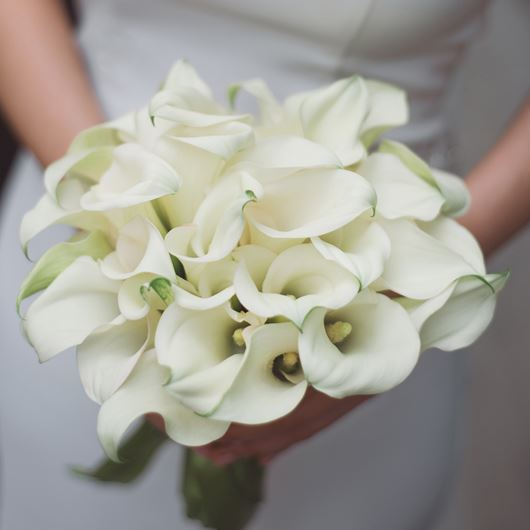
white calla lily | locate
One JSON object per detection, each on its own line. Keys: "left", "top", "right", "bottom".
{"left": 80, "top": 143, "right": 182, "bottom": 210}
{"left": 44, "top": 147, "right": 113, "bottom": 199}
{"left": 299, "top": 290, "right": 420, "bottom": 398}
{"left": 380, "top": 218, "right": 483, "bottom": 299}
{"left": 157, "top": 302, "right": 306, "bottom": 423}
{"left": 162, "top": 60, "right": 215, "bottom": 98}
{"left": 360, "top": 80, "right": 408, "bottom": 147}
{"left": 378, "top": 140, "right": 470, "bottom": 217}
{"left": 400, "top": 272, "right": 508, "bottom": 352}
{"left": 101, "top": 217, "right": 175, "bottom": 280}
{"left": 149, "top": 63, "right": 254, "bottom": 160}
{"left": 230, "top": 135, "right": 341, "bottom": 172}
{"left": 17, "top": 231, "right": 112, "bottom": 313}
{"left": 68, "top": 112, "right": 136, "bottom": 152}
{"left": 97, "top": 350, "right": 229, "bottom": 461}
{"left": 245, "top": 167, "right": 376, "bottom": 239}
{"left": 156, "top": 303, "right": 241, "bottom": 380}
{"left": 23, "top": 257, "right": 121, "bottom": 362}
{"left": 228, "top": 78, "right": 285, "bottom": 128}
{"left": 194, "top": 323, "right": 307, "bottom": 424}
{"left": 234, "top": 243, "right": 359, "bottom": 328}
{"left": 358, "top": 152, "right": 445, "bottom": 221}
{"left": 165, "top": 172, "right": 260, "bottom": 263}
{"left": 286, "top": 76, "right": 369, "bottom": 165}
{"left": 20, "top": 180, "right": 111, "bottom": 256}
{"left": 152, "top": 138, "right": 223, "bottom": 226}
{"left": 170, "top": 257, "right": 236, "bottom": 310}
{"left": 431, "top": 168, "right": 470, "bottom": 217}
{"left": 171, "top": 244, "right": 277, "bottom": 313}
{"left": 234, "top": 75, "right": 407, "bottom": 162}
{"left": 418, "top": 216, "right": 485, "bottom": 274}
{"left": 311, "top": 217, "right": 391, "bottom": 288}
{"left": 77, "top": 313, "right": 157, "bottom": 404}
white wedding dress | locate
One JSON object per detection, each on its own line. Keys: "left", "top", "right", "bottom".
{"left": 0, "top": 1, "right": 492, "bottom": 528}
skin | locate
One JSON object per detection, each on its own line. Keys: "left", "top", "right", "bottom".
{"left": 1, "top": 1, "right": 529, "bottom": 466}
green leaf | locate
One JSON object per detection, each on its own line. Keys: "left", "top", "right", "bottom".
{"left": 17, "top": 231, "right": 112, "bottom": 314}
{"left": 72, "top": 419, "right": 168, "bottom": 484}
{"left": 182, "top": 449, "right": 265, "bottom": 530}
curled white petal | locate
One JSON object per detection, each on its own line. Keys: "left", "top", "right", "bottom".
{"left": 299, "top": 291, "right": 420, "bottom": 397}
{"left": 246, "top": 167, "right": 376, "bottom": 239}
{"left": 97, "top": 350, "right": 229, "bottom": 461}
{"left": 165, "top": 172, "right": 260, "bottom": 263}
{"left": 81, "top": 143, "right": 181, "bottom": 210}
{"left": 290, "top": 76, "right": 369, "bottom": 165}
{"left": 380, "top": 218, "right": 481, "bottom": 299}
{"left": 358, "top": 152, "right": 444, "bottom": 221}
{"left": 23, "top": 257, "right": 121, "bottom": 362}
{"left": 101, "top": 217, "right": 175, "bottom": 280}
{"left": 311, "top": 218, "right": 391, "bottom": 288}
{"left": 400, "top": 273, "right": 508, "bottom": 352}
{"left": 234, "top": 244, "right": 359, "bottom": 327}
{"left": 77, "top": 315, "right": 153, "bottom": 404}
{"left": 205, "top": 323, "right": 307, "bottom": 424}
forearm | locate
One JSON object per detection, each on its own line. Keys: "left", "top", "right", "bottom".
{"left": 0, "top": 0, "right": 104, "bottom": 166}
{"left": 459, "top": 93, "right": 530, "bottom": 257}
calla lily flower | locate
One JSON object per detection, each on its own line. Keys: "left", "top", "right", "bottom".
{"left": 298, "top": 290, "right": 420, "bottom": 398}
{"left": 380, "top": 217, "right": 486, "bottom": 299}
{"left": 234, "top": 243, "right": 360, "bottom": 328}
{"left": 20, "top": 179, "right": 112, "bottom": 256}
{"left": 358, "top": 141, "right": 470, "bottom": 221}
{"left": 149, "top": 61, "right": 254, "bottom": 160}
{"left": 156, "top": 302, "right": 307, "bottom": 424}
{"left": 17, "top": 230, "right": 112, "bottom": 314}
{"left": 100, "top": 217, "right": 176, "bottom": 280}
{"left": 23, "top": 257, "right": 122, "bottom": 362}
{"left": 244, "top": 166, "right": 375, "bottom": 240}
{"left": 231, "top": 75, "right": 407, "bottom": 165}
{"left": 80, "top": 143, "right": 182, "bottom": 211}
{"left": 97, "top": 350, "right": 229, "bottom": 461}
{"left": 229, "top": 135, "right": 342, "bottom": 174}
{"left": 311, "top": 216, "right": 391, "bottom": 289}
{"left": 399, "top": 272, "right": 509, "bottom": 352}
{"left": 166, "top": 165, "right": 375, "bottom": 264}
{"left": 165, "top": 171, "right": 260, "bottom": 264}
{"left": 77, "top": 313, "right": 157, "bottom": 404}
{"left": 357, "top": 152, "right": 446, "bottom": 221}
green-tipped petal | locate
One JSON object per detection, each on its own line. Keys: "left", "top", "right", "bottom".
{"left": 23, "top": 257, "right": 121, "bottom": 362}
{"left": 18, "top": 231, "right": 112, "bottom": 314}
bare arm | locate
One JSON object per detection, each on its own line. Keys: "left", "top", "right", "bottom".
{"left": 0, "top": 0, "right": 103, "bottom": 166}
{"left": 460, "top": 93, "right": 530, "bottom": 256}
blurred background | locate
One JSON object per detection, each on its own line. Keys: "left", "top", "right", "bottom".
{"left": 439, "top": 0, "right": 530, "bottom": 527}
{"left": 0, "top": 1, "right": 528, "bottom": 528}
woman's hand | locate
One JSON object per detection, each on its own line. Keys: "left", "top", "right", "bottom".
{"left": 193, "top": 388, "right": 371, "bottom": 466}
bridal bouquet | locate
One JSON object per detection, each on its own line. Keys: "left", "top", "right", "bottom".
{"left": 18, "top": 61, "right": 506, "bottom": 529}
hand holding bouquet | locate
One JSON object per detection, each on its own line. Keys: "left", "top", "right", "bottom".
{"left": 18, "top": 61, "right": 506, "bottom": 529}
